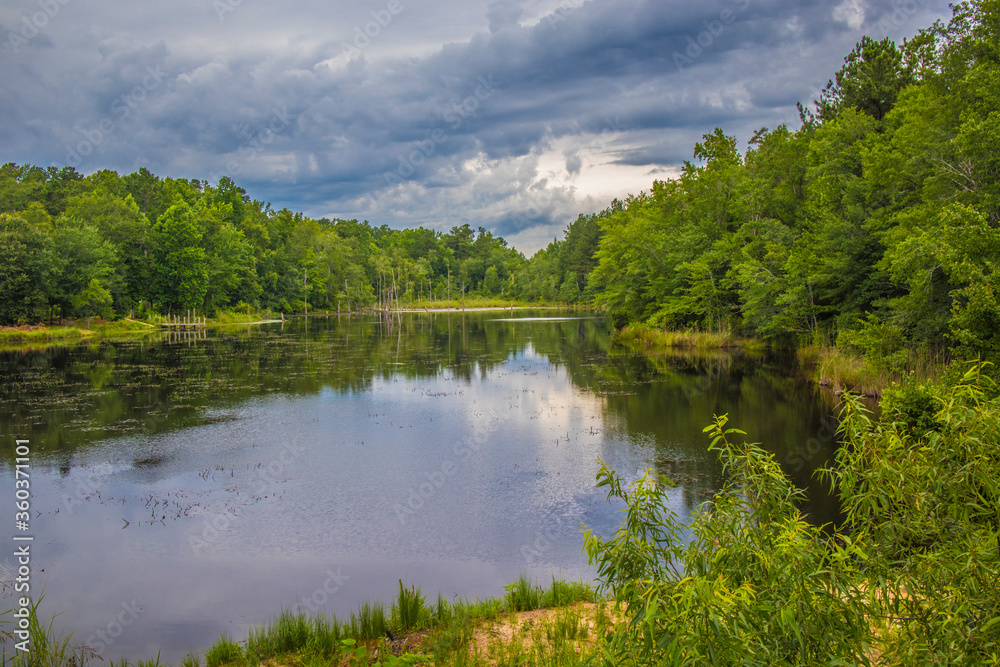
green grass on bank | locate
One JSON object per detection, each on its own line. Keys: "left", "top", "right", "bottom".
{"left": 0, "top": 576, "right": 598, "bottom": 667}
{"left": 797, "top": 344, "right": 947, "bottom": 397}
{"left": 0, "top": 325, "right": 94, "bottom": 344}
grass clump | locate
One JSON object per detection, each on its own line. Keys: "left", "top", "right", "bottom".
{"left": 615, "top": 323, "right": 759, "bottom": 352}
{"left": 503, "top": 575, "right": 542, "bottom": 612}
{"left": 391, "top": 580, "right": 429, "bottom": 633}
{"left": 203, "top": 636, "right": 242, "bottom": 667}
{"left": 0, "top": 594, "right": 98, "bottom": 667}
{"left": 349, "top": 600, "right": 389, "bottom": 641}
{"left": 503, "top": 575, "right": 594, "bottom": 613}
{"left": 0, "top": 325, "right": 92, "bottom": 344}
{"left": 798, "top": 343, "right": 945, "bottom": 397}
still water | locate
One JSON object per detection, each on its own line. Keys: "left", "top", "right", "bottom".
{"left": 0, "top": 310, "right": 839, "bottom": 662}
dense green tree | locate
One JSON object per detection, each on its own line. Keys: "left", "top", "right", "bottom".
{"left": 818, "top": 35, "right": 913, "bottom": 122}
{"left": 71, "top": 278, "right": 114, "bottom": 321}
{"left": 0, "top": 213, "right": 56, "bottom": 323}
{"left": 50, "top": 217, "right": 119, "bottom": 318}
{"left": 153, "top": 199, "right": 208, "bottom": 311}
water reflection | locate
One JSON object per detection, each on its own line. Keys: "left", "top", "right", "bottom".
{"left": 0, "top": 311, "right": 840, "bottom": 663}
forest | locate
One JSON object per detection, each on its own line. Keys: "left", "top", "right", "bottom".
{"left": 3, "top": 0, "right": 1000, "bottom": 372}
{"left": 580, "top": 1, "right": 1000, "bottom": 369}
{"left": 0, "top": 166, "right": 537, "bottom": 323}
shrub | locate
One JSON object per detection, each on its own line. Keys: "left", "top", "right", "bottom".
{"left": 583, "top": 418, "right": 872, "bottom": 665}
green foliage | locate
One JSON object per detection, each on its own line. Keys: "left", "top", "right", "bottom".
{"left": 0, "top": 593, "right": 99, "bottom": 667}
{"left": 71, "top": 278, "right": 114, "bottom": 320}
{"left": 578, "top": 365, "right": 1000, "bottom": 665}
{"left": 818, "top": 35, "right": 913, "bottom": 121}
{"left": 837, "top": 313, "right": 909, "bottom": 373}
{"left": 504, "top": 575, "right": 543, "bottom": 612}
{"left": 0, "top": 212, "right": 56, "bottom": 323}
{"left": 350, "top": 600, "right": 389, "bottom": 641}
{"left": 153, "top": 199, "right": 208, "bottom": 311}
{"left": 0, "top": 165, "right": 533, "bottom": 324}
{"left": 582, "top": 1, "right": 1000, "bottom": 375}
{"left": 583, "top": 420, "right": 872, "bottom": 666}
{"left": 829, "top": 364, "right": 1000, "bottom": 663}
{"left": 203, "top": 635, "right": 242, "bottom": 667}
{"left": 391, "top": 580, "right": 428, "bottom": 633}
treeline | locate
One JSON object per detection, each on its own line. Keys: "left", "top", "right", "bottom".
{"left": 6, "top": 0, "right": 999, "bottom": 358}
{"left": 552, "top": 0, "right": 1000, "bottom": 367}
{"left": 0, "top": 168, "right": 532, "bottom": 324}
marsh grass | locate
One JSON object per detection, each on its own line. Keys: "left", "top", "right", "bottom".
{"left": 391, "top": 581, "right": 429, "bottom": 633}
{"left": 402, "top": 298, "right": 545, "bottom": 311}
{"left": 798, "top": 344, "right": 947, "bottom": 397}
{"left": 203, "top": 635, "right": 243, "bottom": 667}
{"left": 208, "top": 308, "right": 276, "bottom": 325}
{"left": 0, "top": 326, "right": 92, "bottom": 344}
{"left": 350, "top": 600, "right": 390, "bottom": 641}
{"left": 195, "top": 577, "right": 597, "bottom": 666}
{"left": 503, "top": 575, "right": 542, "bottom": 612}
{"left": 0, "top": 594, "right": 98, "bottom": 667}
{"left": 615, "top": 324, "right": 761, "bottom": 351}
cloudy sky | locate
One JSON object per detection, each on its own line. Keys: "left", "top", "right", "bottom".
{"left": 1, "top": 0, "right": 951, "bottom": 254}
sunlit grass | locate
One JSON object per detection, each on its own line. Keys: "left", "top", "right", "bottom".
{"left": 99, "top": 576, "right": 598, "bottom": 667}
{"left": 0, "top": 325, "right": 93, "bottom": 344}
{"left": 615, "top": 324, "right": 761, "bottom": 351}
{"left": 797, "top": 345, "right": 947, "bottom": 397}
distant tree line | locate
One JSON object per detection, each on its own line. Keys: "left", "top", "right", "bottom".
{"left": 0, "top": 168, "right": 535, "bottom": 323}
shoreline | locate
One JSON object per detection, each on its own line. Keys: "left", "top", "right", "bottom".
{"left": 613, "top": 323, "right": 947, "bottom": 398}
{"left": 0, "top": 306, "right": 585, "bottom": 348}
{"left": 9, "top": 577, "right": 604, "bottom": 667}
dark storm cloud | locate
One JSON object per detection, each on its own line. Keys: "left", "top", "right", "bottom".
{"left": 0, "top": 0, "right": 952, "bottom": 253}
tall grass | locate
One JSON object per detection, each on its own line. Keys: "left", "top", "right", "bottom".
{"left": 504, "top": 575, "right": 597, "bottom": 612}
{"left": 2, "top": 578, "right": 600, "bottom": 667}
{"left": 798, "top": 344, "right": 947, "bottom": 397}
{"left": 391, "top": 580, "right": 429, "bottom": 632}
{"left": 209, "top": 308, "right": 276, "bottom": 325}
{"left": 244, "top": 609, "right": 343, "bottom": 663}
{"left": 0, "top": 595, "right": 98, "bottom": 667}
{"left": 349, "top": 600, "right": 389, "bottom": 641}
{"left": 203, "top": 635, "right": 242, "bottom": 667}
{"left": 0, "top": 326, "right": 91, "bottom": 344}
{"left": 616, "top": 324, "right": 760, "bottom": 351}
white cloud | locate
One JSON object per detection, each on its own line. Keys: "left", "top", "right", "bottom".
{"left": 833, "top": 0, "right": 866, "bottom": 30}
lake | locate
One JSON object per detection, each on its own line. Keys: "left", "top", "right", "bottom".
{"left": 0, "top": 310, "right": 840, "bottom": 663}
